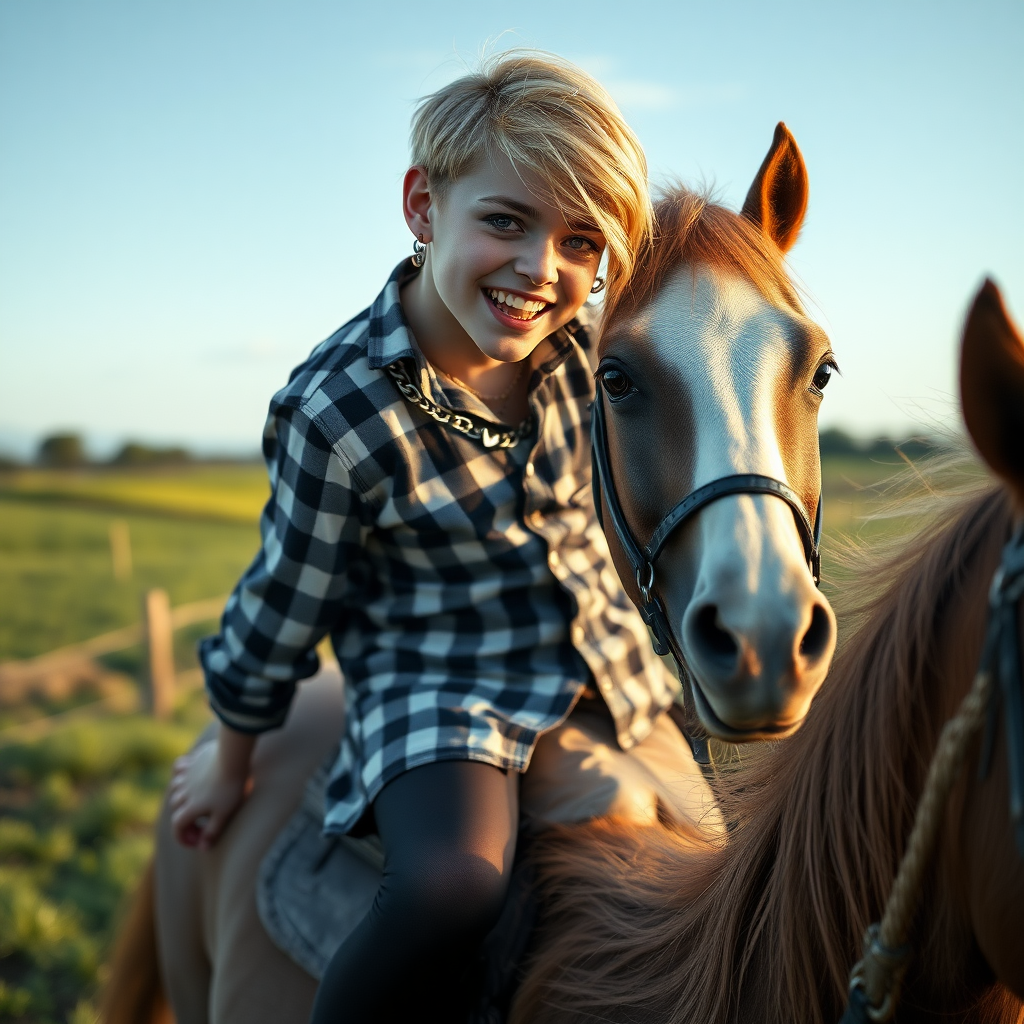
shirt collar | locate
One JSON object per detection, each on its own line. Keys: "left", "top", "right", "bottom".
{"left": 367, "top": 259, "right": 421, "bottom": 370}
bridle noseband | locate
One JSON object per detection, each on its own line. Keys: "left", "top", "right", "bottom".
{"left": 590, "top": 382, "right": 823, "bottom": 666}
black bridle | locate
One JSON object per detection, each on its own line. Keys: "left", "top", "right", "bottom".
{"left": 590, "top": 382, "right": 823, "bottom": 666}
{"left": 978, "top": 522, "right": 1024, "bottom": 853}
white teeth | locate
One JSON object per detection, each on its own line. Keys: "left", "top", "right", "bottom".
{"left": 487, "top": 288, "right": 547, "bottom": 317}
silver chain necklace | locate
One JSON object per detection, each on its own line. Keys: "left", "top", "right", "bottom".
{"left": 386, "top": 362, "right": 533, "bottom": 449}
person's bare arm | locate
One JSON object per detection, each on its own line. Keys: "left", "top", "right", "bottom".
{"left": 169, "top": 725, "right": 256, "bottom": 849}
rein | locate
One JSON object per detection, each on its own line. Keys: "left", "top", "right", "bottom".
{"left": 589, "top": 382, "right": 823, "bottom": 668}
{"left": 840, "top": 521, "right": 1024, "bottom": 1023}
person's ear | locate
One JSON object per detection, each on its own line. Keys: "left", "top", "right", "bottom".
{"left": 403, "top": 165, "right": 434, "bottom": 243}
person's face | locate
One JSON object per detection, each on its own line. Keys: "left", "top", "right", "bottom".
{"left": 404, "top": 153, "right": 606, "bottom": 363}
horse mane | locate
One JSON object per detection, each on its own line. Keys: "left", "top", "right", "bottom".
{"left": 602, "top": 186, "right": 803, "bottom": 338}
{"left": 513, "top": 455, "right": 1021, "bottom": 1024}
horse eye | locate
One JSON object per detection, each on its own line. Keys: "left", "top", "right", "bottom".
{"left": 812, "top": 363, "right": 833, "bottom": 392}
{"left": 601, "top": 368, "right": 634, "bottom": 400}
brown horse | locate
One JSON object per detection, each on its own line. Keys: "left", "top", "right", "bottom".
{"left": 511, "top": 280, "right": 1024, "bottom": 1023}
{"left": 101, "top": 125, "right": 841, "bottom": 1023}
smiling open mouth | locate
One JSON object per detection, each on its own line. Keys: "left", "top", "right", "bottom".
{"left": 485, "top": 288, "right": 550, "bottom": 322}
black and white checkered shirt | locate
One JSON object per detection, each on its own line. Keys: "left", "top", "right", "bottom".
{"left": 200, "top": 260, "right": 679, "bottom": 834}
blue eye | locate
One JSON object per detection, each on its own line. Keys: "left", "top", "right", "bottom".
{"left": 485, "top": 215, "right": 519, "bottom": 232}
{"left": 565, "top": 236, "right": 600, "bottom": 254}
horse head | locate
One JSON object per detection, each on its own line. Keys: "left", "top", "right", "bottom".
{"left": 593, "top": 124, "right": 836, "bottom": 740}
{"left": 957, "top": 279, "right": 1024, "bottom": 998}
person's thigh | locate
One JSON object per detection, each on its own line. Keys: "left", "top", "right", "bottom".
{"left": 374, "top": 759, "right": 519, "bottom": 886}
{"left": 309, "top": 760, "right": 518, "bottom": 1024}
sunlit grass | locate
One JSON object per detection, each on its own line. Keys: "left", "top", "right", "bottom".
{"left": 0, "top": 464, "right": 269, "bottom": 523}
{"left": 0, "top": 497, "right": 259, "bottom": 661}
{"left": 0, "top": 694, "right": 209, "bottom": 1024}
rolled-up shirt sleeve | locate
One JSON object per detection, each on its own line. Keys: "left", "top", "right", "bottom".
{"left": 200, "top": 404, "right": 373, "bottom": 733}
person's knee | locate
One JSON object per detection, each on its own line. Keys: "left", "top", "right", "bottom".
{"left": 385, "top": 847, "right": 511, "bottom": 941}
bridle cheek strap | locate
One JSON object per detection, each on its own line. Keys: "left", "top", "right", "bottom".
{"left": 590, "top": 386, "right": 822, "bottom": 661}
{"left": 978, "top": 522, "right": 1024, "bottom": 855}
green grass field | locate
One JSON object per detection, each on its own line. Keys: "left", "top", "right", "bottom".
{"left": 0, "top": 467, "right": 267, "bottom": 663}
{"left": 0, "top": 698, "right": 210, "bottom": 1023}
{"left": 0, "top": 452, "right": 954, "bottom": 1022}
{"left": 0, "top": 466, "right": 269, "bottom": 1022}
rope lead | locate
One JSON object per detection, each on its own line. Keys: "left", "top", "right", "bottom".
{"left": 840, "top": 670, "right": 993, "bottom": 1022}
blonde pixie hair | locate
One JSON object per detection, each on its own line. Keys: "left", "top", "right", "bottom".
{"left": 410, "top": 50, "right": 652, "bottom": 296}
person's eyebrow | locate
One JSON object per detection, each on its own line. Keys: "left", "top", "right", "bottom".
{"left": 477, "top": 195, "right": 542, "bottom": 220}
{"left": 566, "top": 219, "right": 602, "bottom": 234}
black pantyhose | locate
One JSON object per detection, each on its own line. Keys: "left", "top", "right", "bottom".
{"left": 308, "top": 760, "right": 518, "bottom": 1023}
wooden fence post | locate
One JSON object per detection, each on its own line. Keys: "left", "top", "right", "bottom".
{"left": 109, "top": 519, "right": 132, "bottom": 581}
{"left": 143, "top": 589, "right": 175, "bottom": 718}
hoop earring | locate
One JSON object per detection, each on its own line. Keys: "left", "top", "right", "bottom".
{"left": 590, "top": 276, "right": 605, "bottom": 294}
{"left": 411, "top": 235, "right": 427, "bottom": 268}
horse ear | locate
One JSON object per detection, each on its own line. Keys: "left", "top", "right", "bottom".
{"left": 741, "top": 122, "right": 809, "bottom": 253}
{"left": 960, "top": 279, "right": 1024, "bottom": 503}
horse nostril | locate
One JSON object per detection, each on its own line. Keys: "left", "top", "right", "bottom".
{"left": 692, "top": 604, "right": 739, "bottom": 662}
{"left": 799, "top": 603, "right": 833, "bottom": 660}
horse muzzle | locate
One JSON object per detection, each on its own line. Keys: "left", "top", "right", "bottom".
{"left": 678, "top": 563, "right": 837, "bottom": 740}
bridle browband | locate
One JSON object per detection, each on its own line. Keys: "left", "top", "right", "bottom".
{"left": 590, "top": 382, "right": 823, "bottom": 665}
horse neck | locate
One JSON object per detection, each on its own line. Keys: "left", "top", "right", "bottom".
{"left": 724, "top": 483, "right": 1016, "bottom": 1022}
{"left": 511, "top": 481, "right": 1020, "bottom": 1024}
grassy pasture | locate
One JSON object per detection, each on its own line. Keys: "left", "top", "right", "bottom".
{"left": 0, "top": 465, "right": 268, "bottom": 1021}
{"left": 0, "top": 452, "right": 961, "bottom": 1021}
{"left": 0, "top": 700, "right": 210, "bottom": 1023}
{"left": 0, "top": 464, "right": 269, "bottom": 524}
{"left": 0, "top": 467, "right": 266, "bottom": 663}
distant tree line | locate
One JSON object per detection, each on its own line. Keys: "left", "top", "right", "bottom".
{"left": 818, "top": 428, "right": 936, "bottom": 461}
{"left": 0, "top": 428, "right": 936, "bottom": 472}
{"left": 34, "top": 433, "right": 192, "bottom": 468}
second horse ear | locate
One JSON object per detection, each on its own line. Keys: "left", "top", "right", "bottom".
{"left": 960, "top": 279, "right": 1024, "bottom": 506}
{"left": 741, "top": 122, "right": 809, "bottom": 253}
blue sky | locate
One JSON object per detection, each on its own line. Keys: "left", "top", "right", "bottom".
{"left": 1, "top": 0, "right": 1021, "bottom": 456}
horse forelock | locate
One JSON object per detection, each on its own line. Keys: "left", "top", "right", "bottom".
{"left": 599, "top": 185, "right": 803, "bottom": 354}
{"left": 513, "top": 456, "right": 1020, "bottom": 1024}
{"left": 595, "top": 184, "right": 821, "bottom": 526}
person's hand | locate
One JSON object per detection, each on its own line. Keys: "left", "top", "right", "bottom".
{"left": 169, "top": 733, "right": 254, "bottom": 849}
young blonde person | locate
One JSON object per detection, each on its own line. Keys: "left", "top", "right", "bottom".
{"left": 169, "top": 51, "right": 691, "bottom": 1021}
